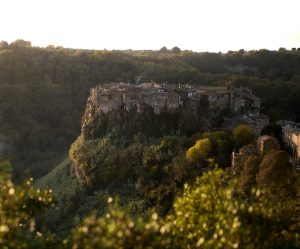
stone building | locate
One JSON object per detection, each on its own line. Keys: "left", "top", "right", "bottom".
{"left": 257, "top": 135, "right": 280, "bottom": 152}
{"left": 278, "top": 120, "right": 300, "bottom": 158}
{"left": 83, "top": 82, "right": 262, "bottom": 139}
{"left": 195, "top": 86, "right": 231, "bottom": 111}
{"left": 88, "top": 82, "right": 183, "bottom": 115}
{"left": 82, "top": 82, "right": 216, "bottom": 140}
{"left": 230, "top": 87, "right": 261, "bottom": 113}
{"left": 87, "top": 82, "right": 262, "bottom": 115}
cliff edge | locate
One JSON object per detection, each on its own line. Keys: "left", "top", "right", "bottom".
{"left": 81, "top": 82, "right": 211, "bottom": 140}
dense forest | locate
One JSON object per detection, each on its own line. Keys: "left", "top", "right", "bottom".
{"left": 1, "top": 40, "right": 300, "bottom": 248}
{"left": 1, "top": 125, "right": 300, "bottom": 248}
{"left": 1, "top": 40, "right": 300, "bottom": 179}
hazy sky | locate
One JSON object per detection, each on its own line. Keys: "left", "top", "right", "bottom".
{"left": 1, "top": 0, "right": 300, "bottom": 52}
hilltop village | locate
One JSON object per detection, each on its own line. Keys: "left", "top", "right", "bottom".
{"left": 82, "top": 82, "right": 268, "bottom": 138}
{"left": 81, "top": 82, "right": 300, "bottom": 165}
{"left": 86, "top": 82, "right": 261, "bottom": 114}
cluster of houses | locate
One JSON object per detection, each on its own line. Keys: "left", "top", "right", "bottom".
{"left": 85, "top": 82, "right": 270, "bottom": 138}
{"left": 87, "top": 82, "right": 300, "bottom": 169}
{"left": 232, "top": 121, "right": 300, "bottom": 171}
{"left": 88, "top": 82, "right": 262, "bottom": 115}
{"left": 277, "top": 120, "right": 300, "bottom": 159}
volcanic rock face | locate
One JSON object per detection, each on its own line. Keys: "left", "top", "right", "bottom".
{"left": 81, "top": 83, "right": 210, "bottom": 140}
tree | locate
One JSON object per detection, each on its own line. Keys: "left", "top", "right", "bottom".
{"left": 71, "top": 201, "right": 175, "bottom": 249}
{"left": 260, "top": 123, "right": 283, "bottom": 145}
{"left": 172, "top": 47, "right": 181, "bottom": 53}
{"left": 159, "top": 46, "right": 168, "bottom": 53}
{"left": 233, "top": 124, "right": 255, "bottom": 150}
{"left": 10, "top": 39, "right": 32, "bottom": 47}
{"left": 170, "top": 169, "right": 299, "bottom": 249}
{"left": 256, "top": 150, "right": 292, "bottom": 187}
{"left": 278, "top": 47, "right": 287, "bottom": 52}
{"left": 0, "top": 40, "right": 8, "bottom": 49}
{"left": 186, "top": 146, "right": 202, "bottom": 162}
{"left": 69, "top": 169, "right": 300, "bottom": 249}
{"left": 287, "top": 87, "right": 300, "bottom": 120}
{"left": 186, "top": 138, "right": 211, "bottom": 162}
{"left": 238, "top": 155, "right": 261, "bottom": 194}
{"left": 256, "top": 150, "right": 299, "bottom": 218}
{"left": 0, "top": 161, "right": 56, "bottom": 248}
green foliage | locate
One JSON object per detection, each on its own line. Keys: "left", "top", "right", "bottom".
{"left": 0, "top": 161, "right": 57, "bottom": 248}
{"left": 2, "top": 146, "right": 300, "bottom": 248}
{"left": 1, "top": 42, "right": 300, "bottom": 247}
{"left": 135, "top": 136, "right": 197, "bottom": 214}
{"left": 186, "top": 138, "right": 212, "bottom": 163}
{"left": 186, "top": 146, "right": 203, "bottom": 162}
{"left": 203, "top": 130, "right": 233, "bottom": 167}
{"left": 186, "top": 131, "right": 233, "bottom": 167}
{"left": 0, "top": 160, "right": 12, "bottom": 175}
{"left": 71, "top": 200, "right": 174, "bottom": 249}
{"left": 194, "top": 138, "right": 212, "bottom": 157}
{"left": 170, "top": 170, "right": 241, "bottom": 248}
{"left": 234, "top": 146, "right": 295, "bottom": 196}
{"left": 288, "top": 87, "right": 300, "bottom": 119}
{"left": 234, "top": 147, "right": 300, "bottom": 234}
{"left": 257, "top": 150, "right": 293, "bottom": 187}
{"left": 69, "top": 169, "right": 300, "bottom": 249}
{"left": 170, "top": 169, "right": 300, "bottom": 249}
{"left": 238, "top": 155, "right": 261, "bottom": 194}
{"left": 233, "top": 124, "right": 255, "bottom": 150}
{"left": 36, "top": 159, "right": 88, "bottom": 234}
{"left": 2, "top": 43, "right": 300, "bottom": 179}
{"left": 69, "top": 134, "right": 139, "bottom": 188}
{"left": 68, "top": 133, "right": 199, "bottom": 216}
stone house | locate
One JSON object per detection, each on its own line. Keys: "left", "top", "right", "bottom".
{"left": 278, "top": 120, "right": 300, "bottom": 158}
{"left": 88, "top": 82, "right": 261, "bottom": 117}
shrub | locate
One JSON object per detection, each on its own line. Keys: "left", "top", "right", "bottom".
{"left": 0, "top": 161, "right": 57, "bottom": 248}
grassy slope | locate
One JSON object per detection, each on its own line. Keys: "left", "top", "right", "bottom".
{"left": 36, "top": 159, "right": 81, "bottom": 200}
{"left": 35, "top": 159, "right": 148, "bottom": 234}
{"left": 36, "top": 159, "right": 92, "bottom": 233}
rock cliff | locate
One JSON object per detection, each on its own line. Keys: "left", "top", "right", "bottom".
{"left": 81, "top": 83, "right": 211, "bottom": 140}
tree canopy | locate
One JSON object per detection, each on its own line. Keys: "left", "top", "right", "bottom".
{"left": 233, "top": 124, "right": 255, "bottom": 150}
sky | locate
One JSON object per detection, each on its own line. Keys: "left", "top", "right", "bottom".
{"left": 1, "top": 0, "right": 300, "bottom": 52}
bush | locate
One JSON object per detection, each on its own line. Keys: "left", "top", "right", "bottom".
{"left": 169, "top": 169, "right": 300, "bottom": 249}
{"left": 71, "top": 200, "right": 175, "bottom": 249}
{"left": 0, "top": 161, "right": 58, "bottom": 248}
{"left": 186, "top": 138, "right": 212, "bottom": 164}
{"left": 233, "top": 125, "right": 255, "bottom": 150}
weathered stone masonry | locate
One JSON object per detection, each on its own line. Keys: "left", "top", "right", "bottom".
{"left": 81, "top": 82, "right": 261, "bottom": 140}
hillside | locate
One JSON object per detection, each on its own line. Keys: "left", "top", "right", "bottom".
{"left": 9, "top": 67, "right": 299, "bottom": 246}
{"left": 1, "top": 41, "right": 300, "bottom": 179}
{"left": 33, "top": 125, "right": 300, "bottom": 246}
{"left": 33, "top": 85, "right": 252, "bottom": 234}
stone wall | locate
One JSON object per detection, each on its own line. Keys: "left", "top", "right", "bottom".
{"left": 81, "top": 83, "right": 210, "bottom": 140}
{"left": 279, "top": 121, "right": 300, "bottom": 158}
{"left": 291, "top": 133, "right": 300, "bottom": 158}
{"left": 87, "top": 83, "right": 260, "bottom": 116}
{"left": 87, "top": 83, "right": 184, "bottom": 115}
{"left": 81, "top": 82, "right": 261, "bottom": 140}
